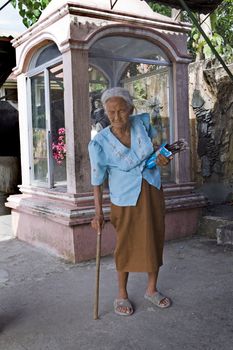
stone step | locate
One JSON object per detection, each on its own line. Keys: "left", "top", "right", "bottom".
{"left": 197, "top": 215, "right": 233, "bottom": 239}
{"left": 217, "top": 224, "right": 233, "bottom": 245}
{"left": 198, "top": 204, "right": 233, "bottom": 245}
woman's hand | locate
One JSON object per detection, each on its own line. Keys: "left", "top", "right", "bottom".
{"left": 156, "top": 154, "right": 173, "bottom": 167}
{"left": 92, "top": 185, "right": 104, "bottom": 233}
{"left": 91, "top": 214, "right": 105, "bottom": 233}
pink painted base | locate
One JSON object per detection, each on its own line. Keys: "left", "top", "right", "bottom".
{"left": 10, "top": 207, "right": 201, "bottom": 263}
{"left": 10, "top": 210, "right": 116, "bottom": 262}
{"left": 165, "top": 208, "right": 201, "bottom": 241}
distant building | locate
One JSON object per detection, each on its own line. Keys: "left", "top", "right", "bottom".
{"left": 0, "top": 0, "right": 26, "bottom": 214}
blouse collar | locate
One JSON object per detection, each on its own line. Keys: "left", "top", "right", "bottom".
{"left": 99, "top": 116, "right": 154, "bottom": 171}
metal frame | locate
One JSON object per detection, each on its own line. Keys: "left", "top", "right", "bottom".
{"left": 44, "top": 68, "right": 54, "bottom": 189}
{"left": 27, "top": 57, "right": 63, "bottom": 188}
{"left": 28, "top": 72, "right": 49, "bottom": 188}
{"left": 110, "top": 0, "right": 119, "bottom": 10}
{"left": 26, "top": 57, "right": 62, "bottom": 78}
{"left": 89, "top": 53, "right": 170, "bottom": 66}
{"left": 27, "top": 76, "right": 34, "bottom": 185}
{"left": 0, "top": 0, "right": 11, "bottom": 11}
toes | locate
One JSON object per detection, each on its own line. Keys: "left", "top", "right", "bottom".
{"left": 125, "top": 307, "right": 132, "bottom": 314}
{"left": 117, "top": 306, "right": 131, "bottom": 314}
{"left": 114, "top": 299, "right": 134, "bottom": 316}
{"left": 159, "top": 297, "right": 170, "bottom": 307}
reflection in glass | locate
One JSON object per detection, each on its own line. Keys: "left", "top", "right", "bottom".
{"left": 31, "top": 73, "right": 48, "bottom": 185}
{"left": 89, "top": 66, "right": 110, "bottom": 137}
{"left": 35, "top": 43, "right": 61, "bottom": 68}
{"left": 89, "top": 36, "right": 168, "bottom": 63}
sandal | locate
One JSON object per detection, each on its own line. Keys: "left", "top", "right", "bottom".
{"left": 144, "top": 291, "right": 171, "bottom": 309}
{"left": 114, "top": 298, "right": 134, "bottom": 316}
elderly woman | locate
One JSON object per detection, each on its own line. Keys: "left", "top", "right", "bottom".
{"left": 88, "top": 87, "right": 172, "bottom": 316}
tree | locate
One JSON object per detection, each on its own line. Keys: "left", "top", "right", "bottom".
{"left": 11, "top": 0, "right": 51, "bottom": 27}
{"left": 149, "top": 1, "right": 232, "bottom": 62}
{"left": 148, "top": 2, "right": 171, "bottom": 17}
{"left": 214, "top": 0, "right": 233, "bottom": 48}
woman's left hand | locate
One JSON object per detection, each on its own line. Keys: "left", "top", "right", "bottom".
{"left": 156, "top": 154, "right": 173, "bottom": 167}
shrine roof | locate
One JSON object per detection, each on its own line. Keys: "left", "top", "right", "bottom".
{"left": 39, "top": 0, "right": 177, "bottom": 23}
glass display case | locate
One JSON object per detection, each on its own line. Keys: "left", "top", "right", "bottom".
{"left": 89, "top": 35, "right": 173, "bottom": 182}
{"left": 8, "top": 0, "right": 203, "bottom": 263}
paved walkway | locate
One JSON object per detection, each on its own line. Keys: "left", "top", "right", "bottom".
{"left": 0, "top": 215, "right": 13, "bottom": 242}
{"left": 0, "top": 215, "right": 233, "bottom": 350}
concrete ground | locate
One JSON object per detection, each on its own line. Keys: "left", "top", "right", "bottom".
{"left": 0, "top": 214, "right": 233, "bottom": 350}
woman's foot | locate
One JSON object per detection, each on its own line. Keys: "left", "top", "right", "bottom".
{"left": 114, "top": 298, "right": 134, "bottom": 316}
{"left": 144, "top": 291, "right": 171, "bottom": 308}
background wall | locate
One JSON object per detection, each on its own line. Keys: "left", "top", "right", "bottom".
{"left": 189, "top": 61, "right": 233, "bottom": 203}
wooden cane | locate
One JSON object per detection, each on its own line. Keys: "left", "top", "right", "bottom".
{"left": 93, "top": 229, "right": 102, "bottom": 320}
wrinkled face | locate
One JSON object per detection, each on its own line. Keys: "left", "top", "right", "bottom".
{"left": 105, "top": 97, "right": 133, "bottom": 129}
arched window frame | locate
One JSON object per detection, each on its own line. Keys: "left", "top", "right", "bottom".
{"left": 26, "top": 43, "right": 64, "bottom": 188}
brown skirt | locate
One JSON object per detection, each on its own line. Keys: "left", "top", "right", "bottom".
{"left": 110, "top": 179, "right": 165, "bottom": 272}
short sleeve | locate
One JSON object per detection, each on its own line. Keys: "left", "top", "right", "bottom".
{"left": 88, "top": 139, "right": 107, "bottom": 186}
{"left": 139, "top": 113, "right": 157, "bottom": 140}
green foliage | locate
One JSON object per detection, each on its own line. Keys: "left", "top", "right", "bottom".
{"left": 11, "top": 0, "right": 51, "bottom": 27}
{"left": 149, "top": 1, "right": 232, "bottom": 63}
{"left": 188, "top": 12, "right": 232, "bottom": 62}
{"left": 191, "top": 29, "right": 227, "bottom": 60}
{"left": 148, "top": 2, "right": 171, "bottom": 17}
{"left": 214, "top": 0, "right": 233, "bottom": 47}
{"left": 133, "top": 80, "right": 147, "bottom": 100}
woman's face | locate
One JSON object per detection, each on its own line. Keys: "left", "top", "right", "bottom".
{"left": 94, "top": 100, "right": 101, "bottom": 109}
{"left": 105, "top": 97, "right": 133, "bottom": 129}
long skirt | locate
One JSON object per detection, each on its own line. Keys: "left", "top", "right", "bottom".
{"left": 110, "top": 179, "right": 165, "bottom": 272}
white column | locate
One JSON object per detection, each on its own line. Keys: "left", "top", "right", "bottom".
{"left": 17, "top": 74, "right": 31, "bottom": 187}
{"left": 62, "top": 48, "right": 91, "bottom": 193}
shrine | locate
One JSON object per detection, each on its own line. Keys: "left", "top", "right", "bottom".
{"left": 7, "top": 0, "right": 206, "bottom": 262}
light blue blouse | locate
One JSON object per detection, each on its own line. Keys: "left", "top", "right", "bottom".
{"left": 88, "top": 113, "right": 161, "bottom": 206}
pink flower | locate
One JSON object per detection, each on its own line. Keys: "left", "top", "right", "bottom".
{"left": 58, "top": 128, "right": 65, "bottom": 135}
{"left": 52, "top": 128, "right": 66, "bottom": 165}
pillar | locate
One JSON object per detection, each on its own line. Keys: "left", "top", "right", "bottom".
{"left": 62, "top": 48, "right": 91, "bottom": 193}
{"left": 173, "top": 62, "right": 191, "bottom": 183}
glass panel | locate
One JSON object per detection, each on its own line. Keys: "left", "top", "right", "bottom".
{"left": 50, "top": 64, "right": 67, "bottom": 186}
{"left": 89, "top": 66, "right": 110, "bottom": 138}
{"left": 89, "top": 36, "right": 168, "bottom": 62}
{"left": 121, "top": 63, "right": 172, "bottom": 182}
{"left": 31, "top": 73, "right": 48, "bottom": 185}
{"left": 35, "top": 44, "right": 61, "bottom": 68}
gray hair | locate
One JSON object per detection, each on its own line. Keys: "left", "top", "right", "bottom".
{"left": 101, "top": 87, "right": 134, "bottom": 108}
